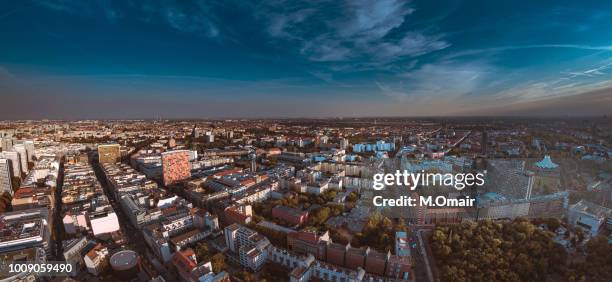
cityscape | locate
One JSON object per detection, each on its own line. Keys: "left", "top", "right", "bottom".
{"left": 0, "top": 118, "right": 610, "bottom": 281}
{"left": 1, "top": 1, "right": 612, "bottom": 282}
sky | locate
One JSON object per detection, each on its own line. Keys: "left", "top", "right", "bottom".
{"left": 1, "top": 0, "right": 612, "bottom": 119}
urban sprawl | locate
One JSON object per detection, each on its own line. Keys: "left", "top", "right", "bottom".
{"left": 0, "top": 118, "right": 611, "bottom": 282}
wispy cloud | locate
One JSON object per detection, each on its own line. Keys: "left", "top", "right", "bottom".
{"left": 259, "top": 0, "right": 449, "bottom": 67}
{"left": 377, "top": 61, "right": 491, "bottom": 102}
{"left": 489, "top": 60, "right": 612, "bottom": 103}
{"left": 444, "top": 44, "right": 612, "bottom": 60}
{"left": 164, "top": 6, "right": 218, "bottom": 36}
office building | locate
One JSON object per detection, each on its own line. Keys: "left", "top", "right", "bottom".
{"left": 224, "top": 224, "right": 270, "bottom": 271}
{"left": 0, "top": 151, "right": 21, "bottom": 178}
{"left": 162, "top": 150, "right": 191, "bottom": 186}
{"left": 62, "top": 236, "right": 88, "bottom": 269}
{"left": 98, "top": 144, "right": 121, "bottom": 164}
{"left": 13, "top": 144, "right": 29, "bottom": 174}
{"left": 0, "top": 158, "right": 13, "bottom": 195}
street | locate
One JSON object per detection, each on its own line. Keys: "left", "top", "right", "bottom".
{"left": 91, "top": 159, "right": 175, "bottom": 281}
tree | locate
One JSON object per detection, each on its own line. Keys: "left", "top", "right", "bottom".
{"left": 307, "top": 206, "right": 331, "bottom": 227}
{"left": 430, "top": 219, "right": 570, "bottom": 282}
{"left": 346, "top": 191, "right": 359, "bottom": 202}
{"left": 235, "top": 271, "right": 257, "bottom": 282}
{"left": 196, "top": 243, "right": 210, "bottom": 262}
{"left": 210, "top": 253, "right": 226, "bottom": 273}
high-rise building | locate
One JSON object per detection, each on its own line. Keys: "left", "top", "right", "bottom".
{"left": 224, "top": 224, "right": 270, "bottom": 271}
{"left": 13, "top": 144, "right": 28, "bottom": 174}
{"left": 340, "top": 138, "right": 349, "bottom": 150}
{"left": 0, "top": 151, "right": 21, "bottom": 178}
{"left": 161, "top": 150, "right": 191, "bottom": 186}
{"left": 0, "top": 158, "right": 14, "bottom": 195}
{"left": 98, "top": 144, "right": 121, "bottom": 164}
{"left": 24, "top": 140, "right": 35, "bottom": 162}
{"left": 249, "top": 151, "right": 257, "bottom": 172}
{"left": 1, "top": 137, "right": 13, "bottom": 152}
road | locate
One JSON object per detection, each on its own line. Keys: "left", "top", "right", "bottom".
{"left": 91, "top": 159, "right": 175, "bottom": 281}
{"left": 387, "top": 152, "right": 436, "bottom": 282}
{"left": 53, "top": 158, "right": 65, "bottom": 260}
{"left": 416, "top": 229, "right": 435, "bottom": 282}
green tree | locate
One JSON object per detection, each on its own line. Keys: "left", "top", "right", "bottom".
{"left": 210, "top": 253, "right": 226, "bottom": 273}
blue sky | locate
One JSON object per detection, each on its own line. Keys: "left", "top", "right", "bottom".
{"left": 1, "top": 0, "right": 612, "bottom": 118}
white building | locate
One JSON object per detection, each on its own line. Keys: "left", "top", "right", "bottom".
{"left": 224, "top": 224, "right": 270, "bottom": 271}
{"left": 0, "top": 158, "right": 13, "bottom": 195}
{"left": 89, "top": 212, "right": 121, "bottom": 238}
{"left": 13, "top": 144, "right": 29, "bottom": 174}
{"left": 0, "top": 151, "right": 21, "bottom": 178}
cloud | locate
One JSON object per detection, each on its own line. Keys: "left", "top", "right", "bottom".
{"left": 464, "top": 87, "right": 612, "bottom": 117}
{"left": 483, "top": 61, "right": 612, "bottom": 104}
{"left": 164, "top": 7, "right": 218, "bottom": 36}
{"left": 444, "top": 44, "right": 612, "bottom": 60}
{"left": 377, "top": 61, "right": 491, "bottom": 102}
{"left": 266, "top": 8, "right": 315, "bottom": 39}
{"left": 259, "top": 0, "right": 449, "bottom": 67}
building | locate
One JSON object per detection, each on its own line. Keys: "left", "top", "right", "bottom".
{"left": 568, "top": 200, "right": 612, "bottom": 236}
{"left": 288, "top": 231, "right": 413, "bottom": 280}
{"left": 0, "top": 151, "right": 21, "bottom": 178}
{"left": 172, "top": 248, "right": 229, "bottom": 282}
{"left": 223, "top": 205, "right": 253, "bottom": 225}
{"left": 110, "top": 250, "right": 141, "bottom": 280}
{"left": 395, "top": 231, "right": 410, "bottom": 257}
{"left": 11, "top": 186, "right": 55, "bottom": 211}
{"left": 0, "top": 158, "right": 13, "bottom": 195}
{"left": 62, "top": 236, "right": 88, "bottom": 269}
{"left": 287, "top": 230, "right": 330, "bottom": 260}
{"left": 162, "top": 150, "right": 192, "bottom": 186}
{"left": 24, "top": 140, "right": 35, "bottom": 162}
{"left": 1, "top": 137, "right": 13, "bottom": 152}
{"left": 224, "top": 224, "right": 270, "bottom": 271}
{"left": 0, "top": 208, "right": 51, "bottom": 253}
{"left": 98, "top": 144, "right": 121, "bottom": 164}
{"left": 84, "top": 243, "right": 109, "bottom": 276}
{"left": 340, "top": 138, "right": 349, "bottom": 150}
{"left": 13, "top": 144, "right": 29, "bottom": 174}
{"left": 272, "top": 205, "right": 309, "bottom": 225}
{"left": 486, "top": 159, "right": 534, "bottom": 200}
{"left": 481, "top": 131, "right": 488, "bottom": 155}
{"left": 89, "top": 211, "right": 121, "bottom": 238}
{"left": 206, "top": 132, "right": 215, "bottom": 143}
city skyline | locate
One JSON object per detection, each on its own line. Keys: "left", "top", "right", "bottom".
{"left": 2, "top": 0, "right": 612, "bottom": 119}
